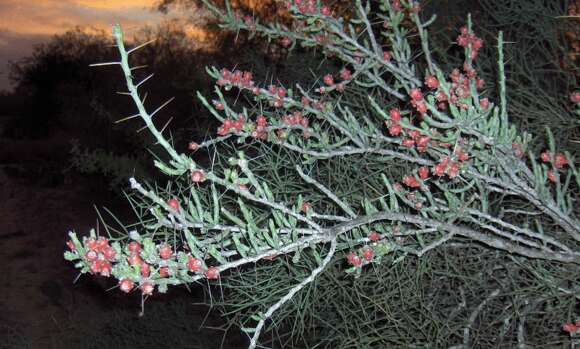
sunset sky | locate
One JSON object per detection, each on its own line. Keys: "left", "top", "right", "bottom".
{"left": 0, "top": 0, "right": 176, "bottom": 91}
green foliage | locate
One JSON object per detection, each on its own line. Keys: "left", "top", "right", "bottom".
{"left": 64, "top": 1, "right": 580, "bottom": 348}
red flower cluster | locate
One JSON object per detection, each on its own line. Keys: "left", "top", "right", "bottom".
{"left": 368, "top": 231, "right": 381, "bottom": 241}
{"left": 217, "top": 115, "right": 245, "bottom": 136}
{"left": 409, "top": 88, "right": 427, "bottom": 114}
{"left": 457, "top": 26, "right": 483, "bottom": 60}
{"left": 78, "top": 237, "right": 116, "bottom": 277}
{"left": 400, "top": 129, "right": 431, "bottom": 153}
{"left": 346, "top": 251, "right": 362, "bottom": 267}
{"left": 216, "top": 68, "right": 255, "bottom": 89}
{"left": 541, "top": 151, "right": 569, "bottom": 183}
{"left": 432, "top": 156, "right": 459, "bottom": 178}
{"left": 563, "top": 321, "right": 580, "bottom": 334}
{"left": 250, "top": 115, "right": 269, "bottom": 140}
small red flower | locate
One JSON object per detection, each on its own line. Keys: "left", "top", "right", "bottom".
{"left": 455, "top": 147, "right": 469, "bottom": 161}
{"left": 389, "top": 124, "right": 402, "bottom": 136}
{"left": 340, "top": 68, "right": 352, "bottom": 80}
{"left": 418, "top": 166, "right": 430, "bottom": 179}
{"left": 280, "top": 37, "right": 292, "bottom": 47}
{"left": 563, "top": 321, "right": 580, "bottom": 334}
{"left": 96, "top": 237, "right": 109, "bottom": 252}
{"left": 323, "top": 74, "right": 334, "bottom": 86}
{"left": 140, "top": 282, "right": 154, "bottom": 296}
{"left": 119, "top": 279, "right": 134, "bottom": 293}
{"left": 188, "top": 142, "right": 199, "bottom": 151}
{"left": 570, "top": 92, "right": 580, "bottom": 103}
{"left": 140, "top": 263, "right": 151, "bottom": 277}
{"left": 85, "top": 238, "right": 98, "bottom": 251}
{"left": 346, "top": 252, "right": 362, "bottom": 267}
{"left": 167, "top": 198, "right": 180, "bottom": 211}
{"left": 362, "top": 247, "right": 374, "bottom": 261}
{"left": 479, "top": 98, "right": 490, "bottom": 109}
{"left": 425, "top": 75, "right": 439, "bottom": 89}
{"left": 409, "top": 88, "right": 423, "bottom": 101}
{"left": 402, "top": 138, "right": 415, "bottom": 147}
{"left": 128, "top": 241, "right": 141, "bottom": 255}
{"left": 383, "top": 51, "right": 392, "bottom": 61}
{"left": 448, "top": 161, "right": 460, "bottom": 178}
{"left": 416, "top": 135, "right": 430, "bottom": 148}
{"left": 403, "top": 175, "right": 421, "bottom": 188}
{"left": 389, "top": 108, "right": 401, "bottom": 122}
{"left": 187, "top": 256, "right": 203, "bottom": 272}
{"left": 301, "top": 202, "right": 312, "bottom": 212}
{"left": 554, "top": 153, "right": 568, "bottom": 169}
{"left": 256, "top": 115, "right": 267, "bottom": 127}
{"left": 127, "top": 254, "right": 142, "bottom": 267}
{"left": 102, "top": 246, "right": 116, "bottom": 261}
{"left": 540, "top": 151, "right": 552, "bottom": 163}
{"left": 191, "top": 170, "right": 206, "bottom": 183}
{"left": 368, "top": 231, "right": 381, "bottom": 241}
{"left": 213, "top": 101, "right": 224, "bottom": 110}
{"left": 205, "top": 266, "right": 220, "bottom": 279}
{"left": 547, "top": 169, "right": 557, "bottom": 183}
{"left": 158, "top": 244, "right": 173, "bottom": 259}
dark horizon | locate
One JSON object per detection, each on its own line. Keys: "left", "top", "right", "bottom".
{"left": 0, "top": 0, "right": 202, "bottom": 93}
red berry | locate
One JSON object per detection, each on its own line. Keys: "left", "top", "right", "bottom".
{"left": 140, "top": 282, "right": 154, "bottom": 296}
{"left": 563, "top": 321, "right": 580, "bottom": 334}
{"left": 187, "top": 256, "right": 203, "bottom": 272}
{"left": 389, "top": 124, "right": 402, "bottom": 136}
{"left": 256, "top": 115, "right": 267, "bottom": 127}
{"left": 205, "top": 266, "right": 220, "bottom": 279}
{"left": 102, "top": 246, "right": 116, "bottom": 261}
{"left": 418, "top": 166, "right": 429, "bottom": 179}
{"left": 346, "top": 252, "right": 362, "bottom": 267}
{"left": 410, "top": 88, "right": 423, "bottom": 101}
{"left": 323, "top": 74, "right": 334, "bottom": 86}
{"left": 425, "top": 75, "right": 439, "bottom": 89}
{"left": 383, "top": 51, "right": 392, "bottom": 61}
{"left": 479, "top": 98, "right": 490, "bottom": 109}
{"left": 403, "top": 175, "right": 421, "bottom": 188}
{"left": 188, "top": 142, "right": 199, "bottom": 151}
{"left": 540, "top": 151, "right": 552, "bottom": 163}
{"left": 368, "top": 231, "right": 381, "bottom": 241}
{"left": 85, "top": 238, "right": 98, "bottom": 251}
{"left": 158, "top": 244, "right": 173, "bottom": 259}
{"left": 128, "top": 241, "right": 141, "bottom": 255}
{"left": 402, "top": 138, "right": 415, "bottom": 147}
{"left": 340, "top": 68, "right": 352, "bottom": 80}
{"left": 119, "top": 279, "right": 134, "bottom": 293}
{"left": 389, "top": 108, "right": 401, "bottom": 122}
{"left": 167, "top": 198, "right": 180, "bottom": 211}
{"left": 127, "top": 254, "right": 142, "bottom": 267}
{"left": 141, "top": 263, "right": 151, "bottom": 277}
{"left": 362, "top": 247, "right": 374, "bottom": 261}
{"left": 547, "top": 169, "right": 557, "bottom": 183}
{"left": 554, "top": 153, "right": 568, "bottom": 169}
{"left": 191, "top": 170, "right": 206, "bottom": 183}
{"left": 447, "top": 161, "right": 460, "bottom": 177}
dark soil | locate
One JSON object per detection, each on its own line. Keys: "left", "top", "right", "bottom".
{"left": 0, "top": 115, "right": 246, "bottom": 349}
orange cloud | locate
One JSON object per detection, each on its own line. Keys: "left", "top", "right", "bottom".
{"left": 0, "top": 0, "right": 162, "bottom": 37}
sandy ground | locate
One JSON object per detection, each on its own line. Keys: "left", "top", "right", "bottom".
{"left": 0, "top": 122, "right": 245, "bottom": 348}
